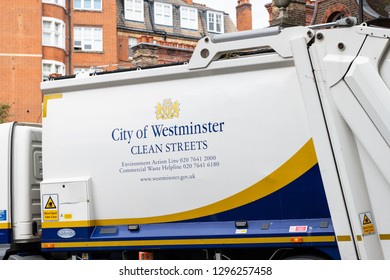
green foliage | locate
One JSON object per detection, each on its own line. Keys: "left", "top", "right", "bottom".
{"left": 0, "top": 103, "right": 12, "bottom": 123}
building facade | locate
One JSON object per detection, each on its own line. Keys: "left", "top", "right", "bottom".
{"left": 266, "top": 0, "right": 385, "bottom": 27}
{"left": 1, "top": 0, "right": 119, "bottom": 122}
{"left": 0, "top": 0, "right": 237, "bottom": 122}
{"left": 1, "top": 0, "right": 43, "bottom": 123}
{"left": 116, "top": 0, "right": 237, "bottom": 67}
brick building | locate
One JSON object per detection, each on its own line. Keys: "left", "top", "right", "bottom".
{"left": 1, "top": 0, "right": 118, "bottom": 122}
{"left": 266, "top": 0, "right": 385, "bottom": 27}
{"left": 0, "top": 0, "right": 43, "bottom": 123}
{"left": 0, "top": 0, "right": 237, "bottom": 122}
{"left": 116, "top": 0, "right": 237, "bottom": 68}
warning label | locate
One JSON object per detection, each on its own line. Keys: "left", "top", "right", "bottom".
{"left": 44, "top": 210, "right": 58, "bottom": 221}
{"left": 43, "top": 194, "right": 58, "bottom": 221}
{"left": 363, "top": 214, "right": 372, "bottom": 225}
{"left": 45, "top": 197, "right": 57, "bottom": 209}
{"left": 289, "top": 226, "right": 308, "bottom": 233}
{"left": 359, "top": 212, "right": 375, "bottom": 235}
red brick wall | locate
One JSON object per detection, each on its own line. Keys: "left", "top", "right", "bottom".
{"left": 42, "top": 46, "right": 67, "bottom": 65}
{"left": 117, "top": 34, "right": 130, "bottom": 63}
{"left": 287, "top": 1, "right": 307, "bottom": 26}
{"left": 42, "top": 2, "right": 67, "bottom": 21}
{"left": 312, "top": 0, "right": 369, "bottom": 25}
{"left": 0, "top": 0, "right": 43, "bottom": 122}
{"left": 157, "top": 47, "right": 193, "bottom": 65}
{"left": 71, "top": 0, "right": 118, "bottom": 71}
{"left": 1, "top": 57, "right": 43, "bottom": 122}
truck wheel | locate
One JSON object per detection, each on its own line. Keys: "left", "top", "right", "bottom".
{"left": 283, "top": 254, "right": 327, "bottom": 260}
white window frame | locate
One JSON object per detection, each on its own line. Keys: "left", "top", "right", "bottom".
{"left": 154, "top": 2, "right": 172, "bottom": 26}
{"left": 124, "top": 0, "right": 144, "bottom": 22}
{"left": 128, "top": 37, "right": 138, "bottom": 59}
{"left": 42, "top": 60, "right": 65, "bottom": 81}
{"left": 74, "top": 26, "right": 103, "bottom": 52}
{"left": 180, "top": 6, "right": 198, "bottom": 30}
{"left": 42, "top": 17, "right": 66, "bottom": 49}
{"left": 73, "top": 0, "right": 102, "bottom": 11}
{"left": 207, "top": 10, "right": 224, "bottom": 33}
{"left": 43, "top": 0, "right": 66, "bottom": 8}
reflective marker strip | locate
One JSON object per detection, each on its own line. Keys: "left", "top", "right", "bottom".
{"left": 337, "top": 235, "right": 352, "bottom": 242}
{"left": 43, "top": 94, "right": 63, "bottom": 118}
{"left": 42, "top": 235, "right": 336, "bottom": 249}
{"left": 379, "top": 234, "right": 390, "bottom": 240}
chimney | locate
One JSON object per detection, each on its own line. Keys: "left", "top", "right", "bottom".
{"left": 133, "top": 44, "right": 158, "bottom": 68}
{"left": 236, "top": 0, "right": 252, "bottom": 31}
{"left": 182, "top": 0, "right": 193, "bottom": 5}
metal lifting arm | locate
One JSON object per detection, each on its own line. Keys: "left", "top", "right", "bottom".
{"left": 188, "top": 17, "right": 358, "bottom": 70}
{"left": 188, "top": 26, "right": 312, "bottom": 70}
{"left": 309, "top": 17, "right": 357, "bottom": 30}
{"left": 302, "top": 23, "right": 390, "bottom": 259}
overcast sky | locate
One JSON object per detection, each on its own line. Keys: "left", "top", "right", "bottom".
{"left": 194, "top": 0, "right": 271, "bottom": 29}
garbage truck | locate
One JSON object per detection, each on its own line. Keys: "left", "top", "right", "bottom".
{"left": 1, "top": 18, "right": 389, "bottom": 260}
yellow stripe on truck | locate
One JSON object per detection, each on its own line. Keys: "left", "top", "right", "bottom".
{"left": 43, "top": 139, "right": 317, "bottom": 228}
{"left": 42, "top": 235, "right": 336, "bottom": 249}
{"left": 43, "top": 93, "right": 63, "bottom": 118}
{"left": 0, "top": 222, "right": 11, "bottom": 229}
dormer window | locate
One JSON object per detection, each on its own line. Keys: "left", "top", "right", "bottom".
{"left": 124, "top": 0, "right": 144, "bottom": 22}
{"left": 180, "top": 6, "right": 198, "bottom": 30}
{"left": 207, "top": 11, "right": 224, "bottom": 33}
{"left": 154, "top": 2, "right": 173, "bottom": 26}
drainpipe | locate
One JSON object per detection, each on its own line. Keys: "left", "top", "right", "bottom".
{"left": 67, "top": 0, "right": 72, "bottom": 75}
{"left": 359, "top": 0, "right": 364, "bottom": 24}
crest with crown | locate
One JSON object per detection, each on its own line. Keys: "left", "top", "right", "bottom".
{"left": 155, "top": 98, "right": 180, "bottom": 120}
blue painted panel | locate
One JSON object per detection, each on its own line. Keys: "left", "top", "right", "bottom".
{"left": 0, "top": 229, "right": 11, "bottom": 244}
{"left": 187, "top": 164, "right": 330, "bottom": 222}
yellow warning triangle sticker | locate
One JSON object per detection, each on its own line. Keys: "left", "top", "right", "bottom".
{"left": 45, "top": 196, "right": 56, "bottom": 209}
{"left": 363, "top": 214, "right": 372, "bottom": 225}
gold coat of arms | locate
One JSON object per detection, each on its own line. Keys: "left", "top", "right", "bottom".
{"left": 155, "top": 98, "right": 180, "bottom": 120}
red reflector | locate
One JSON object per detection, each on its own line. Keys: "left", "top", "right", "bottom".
{"left": 43, "top": 243, "right": 55, "bottom": 249}
{"left": 290, "top": 237, "right": 303, "bottom": 243}
{"left": 139, "top": 252, "right": 154, "bottom": 260}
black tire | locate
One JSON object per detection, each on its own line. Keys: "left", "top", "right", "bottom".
{"left": 283, "top": 254, "right": 327, "bottom": 260}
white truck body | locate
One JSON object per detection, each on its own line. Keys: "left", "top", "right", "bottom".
{"left": 42, "top": 53, "right": 312, "bottom": 223}
{"left": 0, "top": 123, "right": 42, "bottom": 259}
{"left": 1, "top": 19, "right": 389, "bottom": 260}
